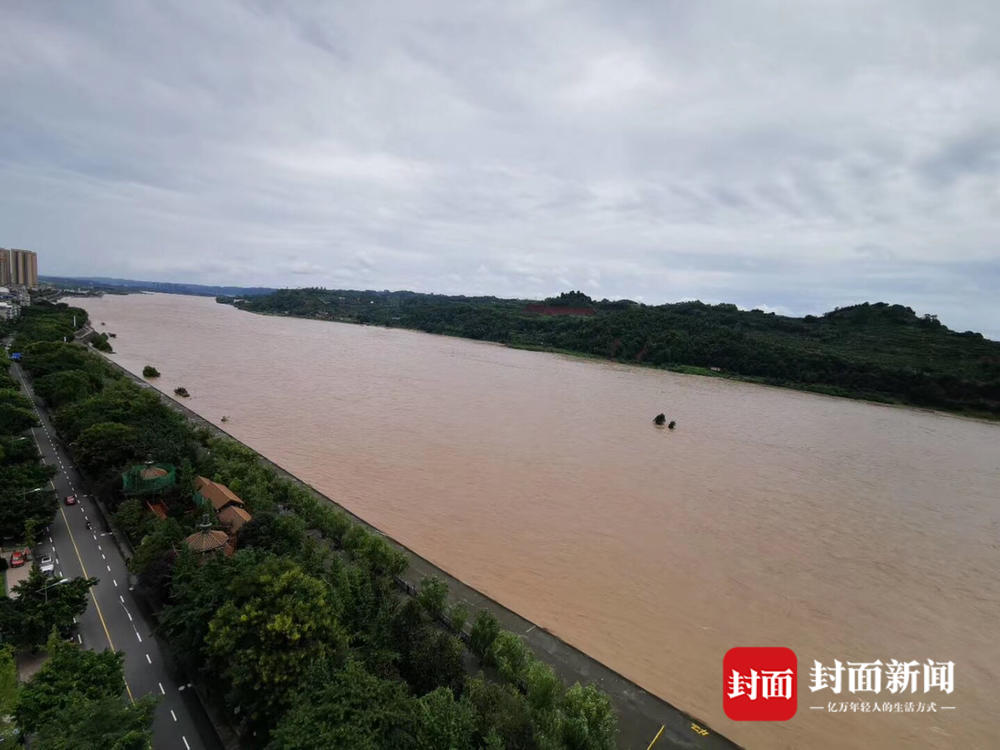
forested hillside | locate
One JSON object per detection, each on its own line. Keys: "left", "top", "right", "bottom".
{"left": 222, "top": 289, "right": 1000, "bottom": 418}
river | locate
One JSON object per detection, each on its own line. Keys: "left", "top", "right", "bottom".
{"left": 77, "top": 293, "right": 999, "bottom": 749}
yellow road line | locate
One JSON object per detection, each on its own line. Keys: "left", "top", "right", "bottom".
{"left": 59, "top": 486, "right": 136, "bottom": 704}
{"left": 646, "top": 724, "right": 665, "bottom": 750}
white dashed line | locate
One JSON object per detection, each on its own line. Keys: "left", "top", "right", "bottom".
{"left": 146, "top": 654, "right": 152, "bottom": 665}
{"left": 101, "top": 553, "right": 106, "bottom": 560}
{"left": 182, "top": 736, "right": 190, "bottom": 749}
{"left": 119, "top": 595, "right": 125, "bottom": 604}
{"left": 158, "top": 682, "right": 165, "bottom": 695}
{"left": 76, "top": 634, "right": 82, "bottom": 644}
{"left": 113, "top": 578, "right": 118, "bottom": 587}
{"left": 170, "top": 709, "right": 177, "bottom": 722}
{"left": 135, "top": 631, "right": 142, "bottom": 643}
{"left": 126, "top": 611, "right": 133, "bottom": 622}
{"left": 106, "top": 564, "right": 111, "bottom": 572}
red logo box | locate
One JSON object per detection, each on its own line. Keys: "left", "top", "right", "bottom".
{"left": 723, "top": 647, "right": 798, "bottom": 721}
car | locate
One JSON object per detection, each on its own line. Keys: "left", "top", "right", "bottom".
{"left": 9, "top": 550, "right": 25, "bottom": 568}
{"left": 39, "top": 554, "right": 55, "bottom": 576}
{"left": 64, "top": 494, "right": 77, "bottom": 506}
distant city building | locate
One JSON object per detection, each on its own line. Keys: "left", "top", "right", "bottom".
{"left": 9, "top": 249, "right": 38, "bottom": 288}
{"left": 0, "top": 251, "right": 9, "bottom": 287}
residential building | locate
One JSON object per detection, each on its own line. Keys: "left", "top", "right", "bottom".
{"left": 0, "top": 302, "right": 19, "bottom": 321}
{"left": 0, "top": 251, "right": 9, "bottom": 287}
{"left": 10, "top": 249, "right": 38, "bottom": 288}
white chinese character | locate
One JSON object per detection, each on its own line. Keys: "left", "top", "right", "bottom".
{"left": 847, "top": 660, "right": 883, "bottom": 694}
{"left": 728, "top": 668, "right": 759, "bottom": 700}
{"left": 760, "top": 669, "right": 794, "bottom": 700}
{"left": 924, "top": 661, "right": 955, "bottom": 694}
{"left": 885, "top": 660, "right": 920, "bottom": 694}
{"left": 810, "top": 660, "right": 844, "bottom": 693}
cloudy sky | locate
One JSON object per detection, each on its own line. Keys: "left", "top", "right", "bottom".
{"left": 1, "top": 1, "right": 999, "bottom": 335}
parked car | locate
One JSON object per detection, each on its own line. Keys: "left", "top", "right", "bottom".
{"left": 64, "top": 494, "right": 77, "bottom": 506}
{"left": 39, "top": 554, "right": 55, "bottom": 576}
{"left": 10, "top": 550, "right": 25, "bottom": 568}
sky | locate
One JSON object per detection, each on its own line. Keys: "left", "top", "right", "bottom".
{"left": 1, "top": 1, "right": 999, "bottom": 336}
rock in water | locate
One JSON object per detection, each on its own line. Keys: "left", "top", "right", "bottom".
{"left": 653, "top": 413, "right": 666, "bottom": 425}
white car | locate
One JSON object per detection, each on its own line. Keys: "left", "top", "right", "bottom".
{"left": 39, "top": 554, "right": 55, "bottom": 576}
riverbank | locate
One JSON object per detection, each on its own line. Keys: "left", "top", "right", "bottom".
{"left": 104, "top": 354, "right": 742, "bottom": 750}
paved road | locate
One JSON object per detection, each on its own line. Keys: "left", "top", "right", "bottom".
{"left": 13, "top": 362, "right": 220, "bottom": 750}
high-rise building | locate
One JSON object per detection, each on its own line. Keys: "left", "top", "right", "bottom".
{"left": 10, "top": 249, "right": 38, "bottom": 288}
{"left": 0, "top": 250, "right": 9, "bottom": 287}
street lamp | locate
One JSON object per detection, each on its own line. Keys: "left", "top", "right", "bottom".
{"left": 39, "top": 577, "right": 70, "bottom": 603}
{"left": 21, "top": 486, "right": 45, "bottom": 499}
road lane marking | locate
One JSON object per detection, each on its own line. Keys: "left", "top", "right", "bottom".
{"left": 58, "top": 505, "right": 136, "bottom": 705}
{"left": 158, "top": 682, "right": 165, "bottom": 695}
{"left": 106, "top": 564, "right": 111, "bottom": 572}
{"left": 120, "top": 595, "right": 125, "bottom": 604}
{"left": 646, "top": 725, "right": 665, "bottom": 750}
{"left": 146, "top": 654, "right": 152, "bottom": 664}
{"left": 182, "top": 736, "right": 190, "bottom": 749}
{"left": 77, "top": 634, "right": 82, "bottom": 644}
{"left": 102, "top": 553, "right": 106, "bottom": 560}
{"left": 135, "top": 631, "right": 142, "bottom": 643}
{"left": 171, "top": 709, "right": 177, "bottom": 722}
{"left": 113, "top": 579, "right": 118, "bottom": 587}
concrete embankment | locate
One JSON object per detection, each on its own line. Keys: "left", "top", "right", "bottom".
{"left": 106, "top": 356, "right": 741, "bottom": 750}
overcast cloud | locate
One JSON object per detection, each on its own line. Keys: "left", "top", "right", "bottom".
{"left": 1, "top": 1, "right": 999, "bottom": 335}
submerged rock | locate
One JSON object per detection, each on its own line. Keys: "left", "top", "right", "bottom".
{"left": 653, "top": 413, "right": 666, "bottom": 425}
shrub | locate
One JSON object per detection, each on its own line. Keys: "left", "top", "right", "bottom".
{"left": 142, "top": 365, "right": 160, "bottom": 378}
{"left": 417, "top": 576, "right": 448, "bottom": 620}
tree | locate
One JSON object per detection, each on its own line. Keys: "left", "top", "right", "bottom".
{"left": 469, "top": 610, "right": 501, "bottom": 661}
{"left": 560, "top": 683, "right": 617, "bottom": 750}
{"left": 0, "top": 645, "right": 19, "bottom": 745}
{"left": 206, "top": 556, "right": 347, "bottom": 727}
{"left": 6, "top": 569, "right": 97, "bottom": 649}
{"left": 415, "top": 687, "right": 476, "bottom": 750}
{"left": 0, "top": 479, "right": 56, "bottom": 540}
{"left": 32, "top": 370, "right": 95, "bottom": 408}
{"left": 0, "top": 403, "right": 38, "bottom": 434}
{"left": 73, "top": 422, "right": 139, "bottom": 477}
{"left": 129, "top": 517, "right": 183, "bottom": 576}
{"left": 417, "top": 576, "right": 448, "bottom": 621}
{"left": 268, "top": 660, "right": 420, "bottom": 750}
{"left": 33, "top": 694, "right": 156, "bottom": 750}
{"left": 489, "top": 631, "right": 532, "bottom": 686}
{"left": 17, "top": 634, "right": 153, "bottom": 749}
{"left": 17, "top": 634, "right": 126, "bottom": 733}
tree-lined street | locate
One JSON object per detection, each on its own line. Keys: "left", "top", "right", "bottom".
{"left": 12, "top": 361, "right": 218, "bottom": 750}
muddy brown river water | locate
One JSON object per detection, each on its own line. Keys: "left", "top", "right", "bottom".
{"left": 78, "top": 293, "right": 999, "bottom": 749}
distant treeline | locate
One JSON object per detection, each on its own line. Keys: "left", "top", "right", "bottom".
{"left": 221, "top": 289, "right": 1000, "bottom": 417}
{"left": 41, "top": 276, "right": 277, "bottom": 298}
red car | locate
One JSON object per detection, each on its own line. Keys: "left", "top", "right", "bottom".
{"left": 64, "top": 494, "right": 77, "bottom": 506}
{"left": 10, "top": 550, "right": 25, "bottom": 568}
